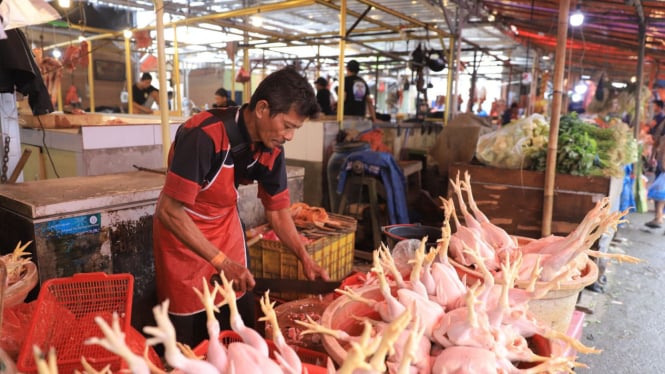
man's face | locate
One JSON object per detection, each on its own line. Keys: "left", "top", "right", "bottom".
{"left": 215, "top": 95, "right": 227, "bottom": 106}
{"left": 255, "top": 100, "right": 304, "bottom": 149}
{"left": 138, "top": 79, "right": 151, "bottom": 89}
{"left": 655, "top": 104, "right": 663, "bottom": 114}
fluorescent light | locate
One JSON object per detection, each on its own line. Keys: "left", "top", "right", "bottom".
{"left": 251, "top": 16, "right": 263, "bottom": 27}
{"left": 199, "top": 23, "right": 222, "bottom": 31}
{"left": 58, "top": 0, "right": 71, "bottom": 8}
{"left": 611, "top": 82, "right": 627, "bottom": 89}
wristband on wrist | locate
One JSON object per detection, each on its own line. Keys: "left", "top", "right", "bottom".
{"left": 210, "top": 252, "right": 227, "bottom": 269}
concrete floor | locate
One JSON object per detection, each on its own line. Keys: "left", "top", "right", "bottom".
{"left": 575, "top": 210, "right": 665, "bottom": 373}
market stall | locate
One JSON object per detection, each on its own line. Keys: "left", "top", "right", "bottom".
{"left": 18, "top": 113, "right": 185, "bottom": 180}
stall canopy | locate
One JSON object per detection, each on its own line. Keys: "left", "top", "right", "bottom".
{"left": 39, "top": 0, "right": 665, "bottom": 83}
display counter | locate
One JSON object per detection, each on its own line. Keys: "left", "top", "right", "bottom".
{"left": 19, "top": 113, "right": 186, "bottom": 181}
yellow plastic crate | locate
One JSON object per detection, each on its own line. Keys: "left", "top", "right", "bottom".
{"left": 249, "top": 214, "right": 356, "bottom": 300}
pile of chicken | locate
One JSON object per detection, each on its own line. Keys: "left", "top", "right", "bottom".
{"left": 72, "top": 271, "right": 319, "bottom": 374}
{"left": 447, "top": 171, "right": 639, "bottom": 285}
{"left": 1, "top": 241, "right": 33, "bottom": 288}
{"left": 295, "top": 199, "right": 602, "bottom": 373}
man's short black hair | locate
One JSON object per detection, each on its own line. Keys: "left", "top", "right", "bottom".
{"left": 653, "top": 100, "right": 664, "bottom": 109}
{"left": 215, "top": 88, "right": 229, "bottom": 98}
{"left": 346, "top": 60, "right": 360, "bottom": 74}
{"left": 140, "top": 72, "right": 152, "bottom": 81}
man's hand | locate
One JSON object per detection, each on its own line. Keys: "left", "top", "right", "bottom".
{"left": 217, "top": 258, "right": 256, "bottom": 293}
{"left": 301, "top": 255, "right": 330, "bottom": 281}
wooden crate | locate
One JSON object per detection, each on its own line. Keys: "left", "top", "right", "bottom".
{"left": 448, "top": 163, "right": 622, "bottom": 238}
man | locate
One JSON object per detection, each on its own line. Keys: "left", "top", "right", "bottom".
{"left": 648, "top": 99, "right": 665, "bottom": 137}
{"left": 314, "top": 77, "right": 334, "bottom": 115}
{"left": 132, "top": 72, "right": 159, "bottom": 114}
{"left": 343, "top": 59, "right": 377, "bottom": 122}
{"left": 212, "top": 87, "right": 237, "bottom": 108}
{"left": 152, "top": 68, "right": 329, "bottom": 347}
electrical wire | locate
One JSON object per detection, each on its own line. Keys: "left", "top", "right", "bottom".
{"left": 36, "top": 116, "right": 61, "bottom": 178}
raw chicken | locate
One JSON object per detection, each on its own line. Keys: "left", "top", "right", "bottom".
{"left": 214, "top": 272, "right": 270, "bottom": 357}
{"left": 192, "top": 277, "right": 227, "bottom": 372}
{"left": 143, "top": 300, "right": 219, "bottom": 374}
{"left": 259, "top": 290, "right": 302, "bottom": 374}
{"left": 86, "top": 312, "right": 150, "bottom": 374}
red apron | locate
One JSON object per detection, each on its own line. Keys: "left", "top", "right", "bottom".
{"left": 153, "top": 157, "right": 247, "bottom": 315}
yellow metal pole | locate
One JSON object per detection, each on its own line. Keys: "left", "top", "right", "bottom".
{"left": 444, "top": 35, "right": 455, "bottom": 126}
{"left": 173, "top": 25, "right": 182, "bottom": 116}
{"left": 336, "top": 0, "right": 346, "bottom": 128}
{"left": 231, "top": 61, "right": 236, "bottom": 104}
{"left": 243, "top": 31, "right": 251, "bottom": 102}
{"left": 124, "top": 34, "right": 133, "bottom": 114}
{"left": 154, "top": 0, "right": 171, "bottom": 167}
{"left": 87, "top": 40, "right": 95, "bottom": 113}
{"left": 56, "top": 80, "right": 63, "bottom": 112}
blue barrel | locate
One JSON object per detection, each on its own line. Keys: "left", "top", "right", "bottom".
{"left": 326, "top": 142, "right": 370, "bottom": 212}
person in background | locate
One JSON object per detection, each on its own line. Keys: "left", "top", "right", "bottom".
{"left": 212, "top": 87, "right": 237, "bottom": 108}
{"left": 645, "top": 100, "right": 665, "bottom": 229}
{"left": 132, "top": 72, "right": 159, "bottom": 114}
{"left": 343, "top": 59, "right": 377, "bottom": 122}
{"left": 501, "top": 102, "right": 519, "bottom": 125}
{"left": 152, "top": 68, "right": 329, "bottom": 347}
{"left": 314, "top": 77, "right": 334, "bottom": 115}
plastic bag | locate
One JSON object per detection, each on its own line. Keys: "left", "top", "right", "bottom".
{"left": 476, "top": 114, "right": 549, "bottom": 169}
{"left": 647, "top": 173, "right": 665, "bottom": 201}
{"left": 391, "top": 239, "right": 421, "bottom": 277}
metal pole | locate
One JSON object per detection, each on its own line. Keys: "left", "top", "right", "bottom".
{"left": 124, "top": 34, "right": 133, "bottom": 114}
{"left": 173, "top": 25, "right": 182, "bottom": 116}
{"left": 444, "top": 34, "right": 454, "bottom": 126}
{"left": 541, "top": 0, "right": 571, "bottom": 237}
{"left": 243, "top": 31, "right": 251, "bottom": 103}
{"left": 336, "top": 0, "right": 347, "bottom": 128}
{"left": 87, "top": 40, "right": 95, "bottom": 113}
{"left": 154, "top": 0, "right": 171, "bottom": 166}
{"left": 633, "top": 23, "right": 646, "bottom": 136}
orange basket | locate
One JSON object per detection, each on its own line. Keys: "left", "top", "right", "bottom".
{"left": 193, "top": 330, "right": 327, "bottom": 373}
{"left": 17, "top": 272, "right": 134, "bottom": 374}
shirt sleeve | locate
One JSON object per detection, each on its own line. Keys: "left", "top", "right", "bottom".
{"left": 163, "top": 124, "right": 216, "bottom": 205}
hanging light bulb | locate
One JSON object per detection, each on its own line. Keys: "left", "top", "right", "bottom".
{"left": 52, "top": 48, "right": 62, "bottom": 59}
{"left": 123, "top": 29, "right": 133, "bottom": 39}
{"left": 58, "top": 0, "right": 71, "bottom": 8}
{"left": 569, "top": 5, "right": 585, "bottom": 27}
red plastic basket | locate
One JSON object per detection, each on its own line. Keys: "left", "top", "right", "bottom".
{"left": 16, "top": 272, "right": 134, "bottom": 374}
{"left": 193, "top": 330, "right": 328, "bottom": 373}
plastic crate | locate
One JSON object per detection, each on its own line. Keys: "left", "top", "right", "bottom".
{"left": 17, "top": 272, "right": 134, "bottom": 374}
{"left": 193, "top": 330, "right": 327, "bottom": 373}
{"left": 249, "top": 214, "right": 356, "bottom": 300}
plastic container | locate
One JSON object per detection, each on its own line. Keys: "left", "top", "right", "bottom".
{"left": 2, "top": 262, "right": 38, "bottom": 309}
{"left": 249, "top": 214, "right": 356, "bottom": 300}
{"left": 327, "top": 141, "right": 370, "bottom": 211}
{"left": 17, "top": 272, "right": 134, "bottom": 374}
{"left": 193, "top": 330, "right": 327, "bottom": 373}
{"left": 382, "top": 223, "right": 442, "bottom": 248}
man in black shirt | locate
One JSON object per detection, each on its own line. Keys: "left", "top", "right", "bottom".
{"left": 132, "top": 72, "right": 159, "bottom": 114}
{"left": 212, "top": 87, "right": 237, "bottom": 108}
{"left": 343, "top": 60, "right": 376, "bottom": 121}
{"left": 314, "top": 77, "right": 334, "bottom": 115}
